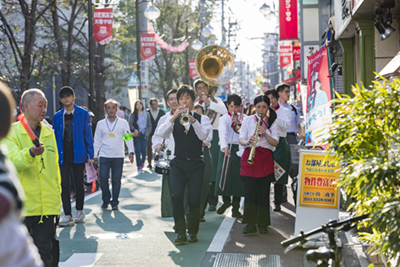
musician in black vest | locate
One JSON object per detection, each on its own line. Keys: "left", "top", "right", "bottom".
{"left": 146, "top": 98, "right": 165, "bottom": 169}
{"left": 158, "top": 85, "right": 212, "bottom": 244}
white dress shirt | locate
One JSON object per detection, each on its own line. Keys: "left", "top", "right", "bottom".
{"left": 157, "top": 111, "right": 212, "bottom": 141}
{"left": 196, "top": 97, "right": 227, "bottom": 129}
{"left": 218, "top": 113, "right": 246, "bottom": 156}
{"left": 274, "top": 105, "right": 291, "bottom": 137}
{"left": 153, "top": 112, "right": 176, "bottom": 160}
{"left": 239, "top": 114, "right": 279, "bottom": 152}
{"left": 94, "top": 117, "right": 134, "bottom": 158}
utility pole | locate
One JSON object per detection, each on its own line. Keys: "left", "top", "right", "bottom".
{"left": 88, "top": 0, "right": 94, "bottom": 111}
{"left": 184, "top": 20, "right": 190, "bottom": 85}
{"left": 221, "top": 0, "right": 225, "bottom": 42}
{"left": 135, "top": 0, "right": 142, "bottom": 100}
{"left": 200, "top": 0, "right": 206, "bottom": 46}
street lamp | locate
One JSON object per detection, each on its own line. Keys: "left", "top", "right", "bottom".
{"left": 191, "top": 40, "right": 203, "bottom": 51}
{"left": 259, "top": 3, "right": 271, "bottom": 15}
{"left": 135, "top": 1, "right": 160, "bottom": 100}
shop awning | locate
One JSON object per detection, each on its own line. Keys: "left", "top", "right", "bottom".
{"left": 283, "top": 69, "right": 301, "bottom": 84}
{"left": 379, "top": 51, "right": 400, "bottom": 78}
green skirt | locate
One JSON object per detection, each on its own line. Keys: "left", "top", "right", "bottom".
{"left": 215, "top": 144, "right": 244, "bottom": 197}
{"left": 273, "top": 137, "right": 291, "bottom": 185}
{"left": 210, "top": 130, "right": 220, "bottom": 182}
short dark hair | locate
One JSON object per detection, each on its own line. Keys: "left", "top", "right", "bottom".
{"left": 149, "top": 98, "right": 158, "bottom": 105}
{"left": 194, "top": 104, "right": 204, "bottom": 114}
{"left": 276, "top": 83, "right": 290, "bottom": 93}
{"left": 177, "top": 84, "right": 195, "bottom": 101}
{"left": 265, "top": 89, "right": 279, "bottom": 99}
{"left": 227, "top": 94, "right": 242, "bottom": 106}
{"left": 166, "top": 89, "right": 177, "bottom": 99}
{"left": 0, "top": 82, "right": 15, "bottom": 139}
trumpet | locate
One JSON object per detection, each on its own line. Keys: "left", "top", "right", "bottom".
{"left": 247, "top": 114, "right": 263, "bottom": 165}
{"left": 179, "top": 106, "right": 191, "bottom": 132}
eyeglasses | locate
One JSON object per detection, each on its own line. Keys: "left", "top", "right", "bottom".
{"left": 283, "top": 90, "right": 290, "bottom": 93}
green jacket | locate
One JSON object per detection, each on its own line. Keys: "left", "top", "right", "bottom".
{"left": 2, "top": 121, "right": 62, "bottom": 217}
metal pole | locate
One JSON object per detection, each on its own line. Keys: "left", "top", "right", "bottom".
{"left": 88, "top": 0, "right": 94, "bottom": 111}
{"left": 199, "top": 0, "right": 205, "bottom": 46}
{"left": 185, "top": 20, "right": 190, "bottom": 85}
{"left": 136, "top": 0, "right": 142, "bottom": 100}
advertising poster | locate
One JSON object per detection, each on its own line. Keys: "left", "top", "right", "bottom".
{"left": 279, "top": 0, "right": 298, "bottom": 40}
{"left": 93, "top": 8, "right": 113, "bottom": 45}
{"left": 305, "top": 46, "right": 334, "bottom": 145}
{"left": 299, "top": 152, "right": 339, "bottom": 208}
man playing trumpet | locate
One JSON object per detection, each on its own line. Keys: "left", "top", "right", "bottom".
{"left": 158, "top": 85, "right": 212, "bottom": 244}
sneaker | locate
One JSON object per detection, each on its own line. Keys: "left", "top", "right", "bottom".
{"left": 59, "top": 215, "right": 75, "bottom": 227}
{"left": 75, "top": 210, "right": 85, "bottom": 223}
{"left": 112, "top": 204, "right": 119, "bottom": 210}
{"left": 101, "top": 203, "right": 109, "bottom": 210}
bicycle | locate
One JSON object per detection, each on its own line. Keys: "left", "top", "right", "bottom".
{"left": 281, "top": 214, "right": 369, "bottom": 267}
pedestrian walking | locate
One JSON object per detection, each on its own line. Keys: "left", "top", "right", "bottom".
{"left": 3, "top": 88, "right": 62, "bottom": 266}
{"left": 265, "top": 89, "right": 291, "bottom": 212}
{"left": 238, "top": 95, "right": 278, "bottom": 235}
{"left": 147, "top": 98, "right": 165, "bottom": 169}
{"left": 93, "top": 99, "right": 134, "bottom": 210}
{"left": 158, "top": 85, "right": 212, "bottom": 244}
{"left": 53, "top": 86, "right": 94, "bottom": 227}
{"left": 129, "top": 100, "right": 151, "bottom": 172}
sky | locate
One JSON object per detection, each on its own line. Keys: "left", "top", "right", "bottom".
{"left": 209, "top": 0, "right": 278, "bottom": 71}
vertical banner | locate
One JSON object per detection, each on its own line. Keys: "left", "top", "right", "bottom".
{"left": 189, "top": 59, "right": 199, "bottom": 79}
{"left": 279, "top": 0, "right": 298, "bottom": 40}
{"left": 293, "top": 46, "right": 301, "bottom": 61}
{"left": 279, "top": 45, "right": 292, "bottom": 68}
{"left": 305, "top": 46, "right": 333, "bottom": 145}
{"left": 140, "top": 33, "right": 156, "bottom": 61}
{"left": 94, "top": 8, "right": 113, "bottom": 45}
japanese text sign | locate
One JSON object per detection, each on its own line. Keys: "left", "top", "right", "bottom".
{"left": 279, "top": 0, "right": 298, "bottom": 40}
{"left": 299, "top": 153, "right": 339, "bottom": 208}
{"left": 279, "top": 45, "right": 292, "bottom": 68}
{"left": 189, "top": 59, "right": 198, "bottom": 79}
{"left": 94, "top": 8, "right": 113, "bottom": 45}
{"left": 141, "top": 33, "right": 156, "bottom": 61}
{"left": 293, "top": 46, "right": 301, "bottom": 61}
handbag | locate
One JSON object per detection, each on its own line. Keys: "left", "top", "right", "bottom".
{"left": 85, "top": 161, "right": 97, "bottom": 183}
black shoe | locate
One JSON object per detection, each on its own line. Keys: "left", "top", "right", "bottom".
{"left": 174, "top": 233, "right": 187, "bottom": 244}
{"left": 208, "top": 204, "right": 216, "bottom": 212}
{"left": 217, "top": 203, "right": 231, "bottom": 215}
{"left": 258, "top": 226, "right": 268, "bottom": 234}
{"left": 112, "top": 204, "right": 119, "bottom": 210}
{"left": 101, "top": 203, "right": 109, "bottom": 210}
{"left": 243, "top": 224, "right": 257, "bottom": 235}
{"left": 281, "top": 198, "right": 288, "bottom": 203}
{"left": 273, "top": 204, "right": 281, "bottom": 212}
{"left": 199, "top": 217, "right": 206, "bottom": 222}
{"left": 188, "top": 233, "right": 198, "bottom": 243}
{"left": 232, "top": 211, "right": 243, "bottom": 218}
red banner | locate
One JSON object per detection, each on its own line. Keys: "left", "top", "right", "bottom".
{"left": 141, "top": 33, "right": 156, "bottom": 61}
{"left": 225, "top": 81, "right": 231, "bottom": 91}
{"left": 293, "top": 46, "right": 301, "bottom": 61}
{"left": 189, "top": 59, "right": 198, "bottom": 79}
{"left": 94, "top": 8, "right": 113, "bottom": 45}
{"left": 279, "top": 46, "right": 292, "bottom": 68}
{"left": 279, "top": 0, "right": 298, "bottom": 40}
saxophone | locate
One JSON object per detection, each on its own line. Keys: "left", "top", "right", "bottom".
{"left": 247, "top": 114, "right": 263, "bottom": 165}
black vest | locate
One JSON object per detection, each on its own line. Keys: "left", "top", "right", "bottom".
{"left": 148, "top": 109, "right": 165, "bottom": 135}
{"left": 173, "top": 112, "right": 203, "bottom": 160}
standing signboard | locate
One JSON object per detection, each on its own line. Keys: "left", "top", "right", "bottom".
{"left": 294, "top": 149, "right": 340, "bottom": 235}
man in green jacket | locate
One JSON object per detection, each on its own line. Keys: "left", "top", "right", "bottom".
{"left": 2, "top": 88, "right": 62, "bottom": 267}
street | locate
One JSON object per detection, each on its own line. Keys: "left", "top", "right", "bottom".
{"left": 57, "top": 158, "right": 304, "bottom": 267}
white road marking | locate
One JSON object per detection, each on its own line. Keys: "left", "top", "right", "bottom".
{"left": 59, "top": 253, "right": 103, "bottom": 267}
{"left": 207, "top": 216, "right": 235, "bottom": 252}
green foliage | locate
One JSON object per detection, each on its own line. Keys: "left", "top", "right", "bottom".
{"left": 326, "top": 76, "right": 400, "bottom": 263}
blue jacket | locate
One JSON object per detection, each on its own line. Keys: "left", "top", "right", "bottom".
{"left": 53, "top": 104, "right": 94, "bottom": 164}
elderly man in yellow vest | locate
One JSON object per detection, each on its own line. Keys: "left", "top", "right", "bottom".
{"left": 2, "top": 88, "right": 61, "bottom": 267}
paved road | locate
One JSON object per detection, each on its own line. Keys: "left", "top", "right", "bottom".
{"left": 57, "top": 158, "right": 323, "bottom": 267}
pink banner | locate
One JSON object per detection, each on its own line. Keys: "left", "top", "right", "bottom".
{"left": 141, "top": 33, "right": 156, "bottom": 61}
{"left": 189, "top": 59, "right": 198, "bottom": 78}
{"left": 279, "top": 0, "right": 298, "bottom": 40}
{"left": 147, "top": 23, "right": 189, "bottom": 52}
{"left": 94, "top": 8, "right": 113, "bottom": 45}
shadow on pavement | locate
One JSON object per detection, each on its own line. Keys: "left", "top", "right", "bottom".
{"left": 133, "top": 169, "right": 162, "bottom": 182}
{"left": 93, "top": 211, "right": 144, "bottom": 232}
{"left": 122, "top": 203, "right": 151, "bottom": 211}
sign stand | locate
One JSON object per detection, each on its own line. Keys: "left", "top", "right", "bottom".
{"left": 294, "top": 149, "right": 340, "bottom": 236}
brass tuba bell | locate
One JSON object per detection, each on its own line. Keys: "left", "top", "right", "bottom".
{"left": 195, "top": 45, "right": 235, "bottom": 86}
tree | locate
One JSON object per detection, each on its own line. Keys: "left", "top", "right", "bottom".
{"left": 326, "top": 76, "right": 400, "bottom": 266}
{"left": 0, "top": 0, "right": 55, "bottom": 92}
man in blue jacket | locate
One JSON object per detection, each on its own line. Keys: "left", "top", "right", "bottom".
{"left": 53, "top": 86, "right": 94, "bottom": 227}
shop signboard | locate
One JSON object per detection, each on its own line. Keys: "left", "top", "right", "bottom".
{"left": 279, "top": 0, "right": 298, "bottom": 40}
